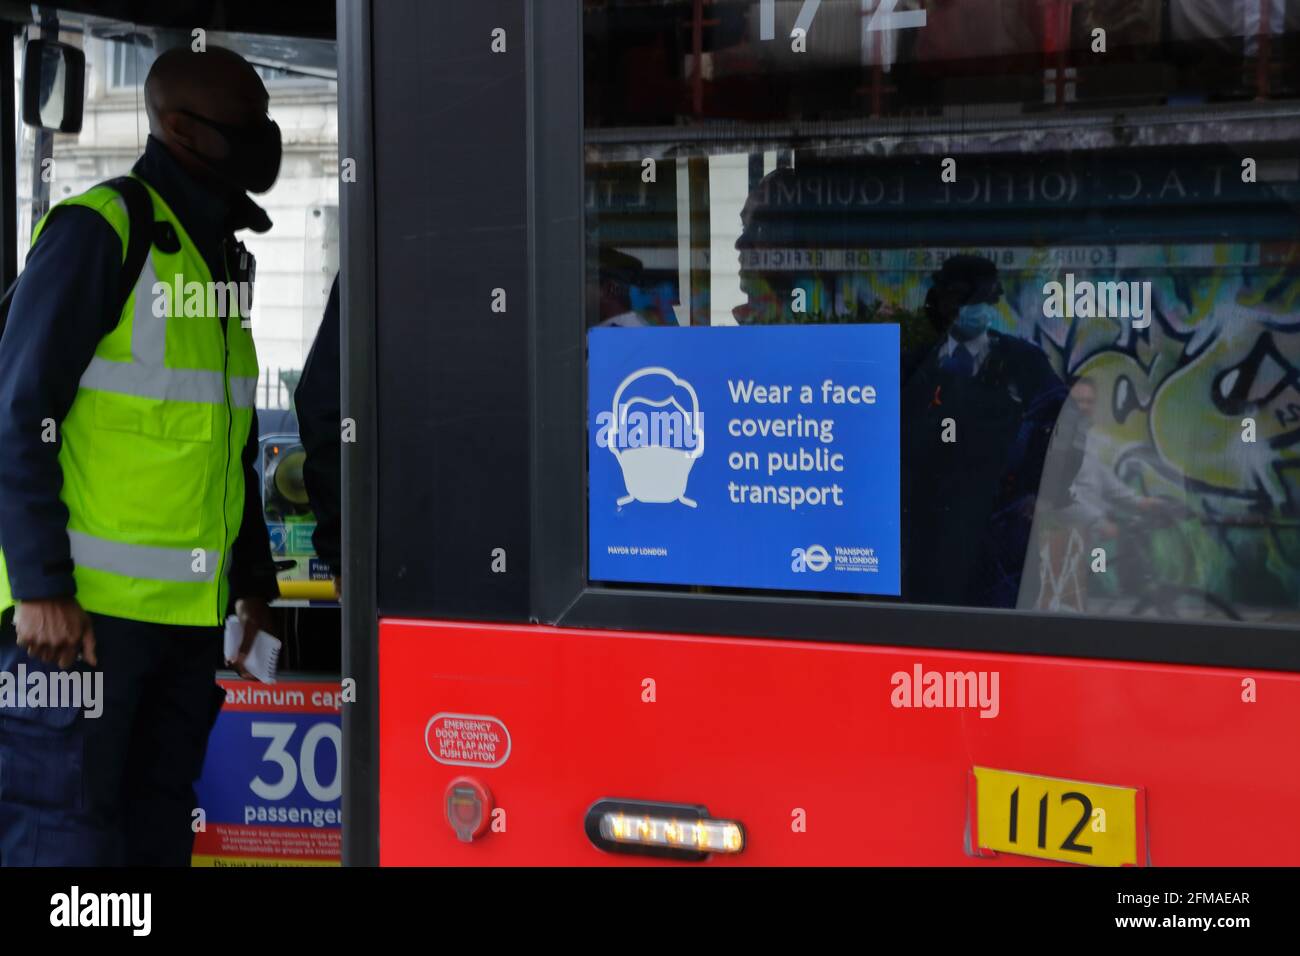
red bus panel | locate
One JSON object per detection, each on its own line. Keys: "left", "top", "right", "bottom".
{"left": 378, "top": 619, "right": 1300, "bottom": 866}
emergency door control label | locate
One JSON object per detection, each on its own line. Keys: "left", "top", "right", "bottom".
{"left": 425, "top": 713, "right": 512, "bottom": 768}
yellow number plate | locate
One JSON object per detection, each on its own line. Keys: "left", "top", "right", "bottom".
{"left": 973, "top": 767, "right": 1140, "bottom": 867}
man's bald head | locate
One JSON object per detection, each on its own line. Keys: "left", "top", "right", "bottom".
{"left": 143, "top": 45, "right": 281, "bottom": 194}
{"left": 145, "top": 46, "right": 268, "bottom": 134}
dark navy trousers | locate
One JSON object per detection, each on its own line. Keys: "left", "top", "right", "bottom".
{"left": 0, "top": 609, "right": 224, "bottom": 866}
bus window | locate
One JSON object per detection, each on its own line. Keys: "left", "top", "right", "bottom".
{"left": 582, "top": 0, "right": 1300, "bottom": 627}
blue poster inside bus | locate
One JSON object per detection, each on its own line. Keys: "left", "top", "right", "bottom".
{"left": 588, "top": 325, "right": 900, "bottom": 595}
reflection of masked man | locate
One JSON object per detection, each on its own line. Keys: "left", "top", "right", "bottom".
{"left": 901, "top": 255, "right": 1069, "bottom": 608}
{"left": 733, "top": 167, "right": 811, "bottom": 326}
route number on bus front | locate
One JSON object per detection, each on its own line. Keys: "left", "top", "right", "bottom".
{"left": 972, "top": 767, "right": 1140, "bottom": 867}
{"left": 758, "top": 0, "right": 926, "bottom": 41}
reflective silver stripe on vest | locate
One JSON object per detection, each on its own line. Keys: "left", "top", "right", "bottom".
{"left": 68, "top": 530, "right": 219, "bottom": 583}
{"left": 230, "top": 376, "right": 258, "bottom": 409}
{"left": 78, "top": 254, "right": 247, "bottom": 406}
{"left": 132, "top": 246, "right": 167, "bottom": 365}
{"left": 80, "top": 358, "right": 227, "bottom": 403}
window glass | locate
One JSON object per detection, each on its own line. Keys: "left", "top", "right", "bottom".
{"left": 108, "top": 40, "right": 151, "bottom": 89}
{"left": 582, "top": 0, "right": 1300, "bottom": 625}
{"left": 15, "top": 31, "right": 338, "bottom": 410}
{"left": 14, "top": 24, "right": 339, "bottom": 599}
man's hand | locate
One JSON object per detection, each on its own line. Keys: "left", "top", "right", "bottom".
{"left": 14, "top": 597, "right": 97, "bottom": 669}
{"left": 228, "top": 596, "right": 274, "bottom": 680}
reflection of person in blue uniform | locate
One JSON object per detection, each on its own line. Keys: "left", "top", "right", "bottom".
{"left": 901, "top": 255, "right": 1069, "bottom": 608}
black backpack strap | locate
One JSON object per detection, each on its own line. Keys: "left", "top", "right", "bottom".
{"left": 101, "top": 175, "right": 155, "bottom": 315}
{"left": 0, "top": 175, "right": 155, "bottom": 342}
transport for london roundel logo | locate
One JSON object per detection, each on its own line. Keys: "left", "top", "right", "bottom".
{"left": 594, "top": 366, "right": 704, "bottom": 508}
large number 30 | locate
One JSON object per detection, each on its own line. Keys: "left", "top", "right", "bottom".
{"left": 759, "top": 0, "right": 927, "bottom": 42}
{"left": 250, "top": 720, "right": 343, "bottom": 803}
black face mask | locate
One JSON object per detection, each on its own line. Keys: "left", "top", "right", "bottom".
{"left": 180, "top": 109, "right": 282, "bottom": 194}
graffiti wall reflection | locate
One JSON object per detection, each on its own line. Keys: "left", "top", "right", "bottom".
{"left": 733, "top": 239, "right": 1299, "bottom": 621}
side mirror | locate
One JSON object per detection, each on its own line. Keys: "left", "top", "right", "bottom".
{"left": 22, "top": 38, "right": 86, "bottom": 133}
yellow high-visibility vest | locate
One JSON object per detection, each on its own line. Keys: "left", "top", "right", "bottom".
{"left": 0, "top": 176, "right": 259, "bottom": 625}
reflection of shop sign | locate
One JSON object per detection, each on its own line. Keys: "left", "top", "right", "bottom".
{"left": 425, "top": 713, "right": 512, "bottom": 769}
{"left": 585, "top": 158, "right": 1286, "bottom": 217}
{"left": 733, "top": 244, "right": 1260, "bottom": 273}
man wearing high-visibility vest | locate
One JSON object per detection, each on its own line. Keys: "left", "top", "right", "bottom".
{"left": 0, "top": 47, "right": 282, "bottom": 865}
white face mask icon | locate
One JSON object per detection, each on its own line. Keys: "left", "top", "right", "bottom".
{"left": 605, "top": 367, "right": 704, "bottom": 508}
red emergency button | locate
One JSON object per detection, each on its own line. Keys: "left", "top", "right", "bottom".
{"left": 445, "top": 777, "right": 493, "bottom": 843}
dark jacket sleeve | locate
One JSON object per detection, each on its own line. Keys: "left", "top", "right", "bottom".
{"left": 1001, "top": 336, "right": 1069, "bottom": 500}
{"left": 0, "top": 208, "right": 123, "bottom": 600}
{"left": 227, "top": 411, "right": 281, "bottom": 604}
{"left": 294, "top": 275, "right": 342, "bottom": 576}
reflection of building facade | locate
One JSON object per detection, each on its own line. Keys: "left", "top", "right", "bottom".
{"left": 15, "top": 36, "right": 339, "bottom": 408}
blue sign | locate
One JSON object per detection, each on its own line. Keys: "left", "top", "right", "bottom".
{"left": 588, "top": 325, "right": 900, "bottom": 595}
{"left": 193, "top": 680, "right": 342, "bottom": 864}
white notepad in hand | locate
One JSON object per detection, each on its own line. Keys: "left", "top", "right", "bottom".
{"left": 223, "top": 615, "right": 281, "bottom": 684}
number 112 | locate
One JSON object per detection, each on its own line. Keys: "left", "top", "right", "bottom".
{"left": 1008, "top": 786, "right": 1094, "bottom": 855}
